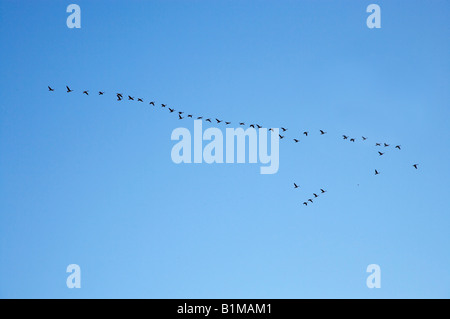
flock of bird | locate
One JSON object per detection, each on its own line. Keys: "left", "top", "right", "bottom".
{"left": 48, "top": 85, "right": 420, "bottom": 208}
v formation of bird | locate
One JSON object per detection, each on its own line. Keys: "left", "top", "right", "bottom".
{"left": 49, "top": 85, "right": 420, "bottom": 207}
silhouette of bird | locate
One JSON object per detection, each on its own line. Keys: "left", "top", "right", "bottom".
{"left": 197, "top": 116, "right": 203, "bottom": 119}
{"left": 350, "top": 138, "right": 355, "bottom": 142}
{"left": 48, "top": 86, "right": 54, "bottom": 91}
{"left": 293, "top": 139, "right": 299, "bottom": 143}
{"left": 98, "top": 91, "right": 104, "bottom": 95}
{"left": 303, "top": 131, "right": 308, "bottom": 136}
{"left": 66, "top": 86, "right": 73, "bottom": 93}
{"left": 313, "top": 193, "right": 318, "bottom": 198}
{"left": 83, "top": 90, "right": 89, "bottom": 95}
{"left": 303, "top": 202, "right": 308, "bottom": 206}
{"left": 320, "top": 189, "right": 326, "bottom": 193}
{"left": 362, "top": 136, "right": 367, "bottom": 140}
{"left": 375, "top": 143, "right": 381, "bottom": 146}
{"left": 128, "top": 96, "right": 134, "bottom": 100}
{"left": 343, "top": 135, "right": 348, "bottom": 139}
{"left": 320, "top": 130, "right": 327, "bottom": 135}
{"left": 206, "top": 119, "right": 212, "bottom": 123}
{"left": 378, "top": 151, "right": 384, "bottom": 156}
{"left": 269, "top": 128, "right": 274, "bottom": 132}
{"left": 137, "top": 98, "right": 143, "bottom": 102}
{"left": 225, "top": 121, "right": 231, "bottom": 125}
{"left": 216, "top": 119, "right": 223, "bottom": 123}
{"left": 178, "top": 114, "right": 184, "bottom": 120}
{"left": 256, "top": 124, "right": 262, "bottom": 129}
{"left": 413, "top": 164, "right": 418, "bottom": 169}
{"left": 384, "top": 143, "right": 389, "bottom": 147}
{"left": 187, "top": 115, "right": 193, "bottom": 118}
{"left": 279, "top": 135, "right": 285, "bottom": 139}
{"left": 281, "top": 127, "right": 287, "bottom": 132}
{"left": 239, "top": 122, "right": 245, "bottom": 126}
{"left": 149, "top": 101, "right": 155, "bottom": 106}
{"left": 294, "top": 183, "right": 299, "bottom": 189}
{"left": 168, "top": 108, "right": 175, "bottom": 113}
{"left": 116, "top": 93, "right": 123, "bottom": 101}
{"left": 250, "top": 124, "right": 255, "bottom": 128}
{"left": 395, "top": 145, "right": 401, "bottom": 150}
{"left": 375, "top": 169, "right": 379, "bottom": 175}
{"left": 178, "top": 111, "right": 184, "bottom": 115}
{"left": 161, "top": 104, "right": 166, "bottom": 107}
{"left": 308, "top": 199, "right": 313, "bottom": 203}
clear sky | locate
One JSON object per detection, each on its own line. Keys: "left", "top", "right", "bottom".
{"left": 0, "top": 0, "right": 449, "bottom": 298}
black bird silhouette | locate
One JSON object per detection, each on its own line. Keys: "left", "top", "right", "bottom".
{"left": 239, "top": 122, "right": 245, "bottom": 125}
{"left": 116, "top": 93, "right": 123, "bottom": 101}
{"left": 161, "top": 104, "right": 166, "bottom": 107}
{"left": 168, "top": 108, "right": 175, "bottom": 113}
{"left": 197, "top": 116, "right": 203, "bottom": 119}
{"left": 206, "top": 119, "right": 212, "bottom": 123}
{"left": 303, "top": 202, "right": 308, "bottom": 206}
{"left": 269, "top": 128, "right": 274, "bottom": 132}
{"left": 413, "top": 164, "right": 418, "bottom": 169}
{"left": 350, "top": 138, "right": 355, "bottom": 142}
{"left": 216, "top": 119, "right": 223, "bottom": 123}
{"left": 320, "top": 130, "right": 327, "bottom": 135}
{"left": 375, "top": 143, "right": 381, "bottom": 146}
{"left": 48, "top": 86, "right": 54, "bottom": 91}
{"left": 313, "top": 193, "right": 318, "bottom": 198}
{"left": 149, "top": 101, "right": 155, "bottom": 106}
{"left": 256, "top": 124, "right": 262, "bottom": 129}
{"left": 303, "top": 131, "right": 309, "bottom": 136}
{"left": 187, "top": 115, "right": 193, "bottom": 118}
{"left": 343, "top": 135, "right": 348, "bottom": 139}
{"left": 178, "top": 111, "right": 184, "bottom": 115}
{"left": 279, "top": 135, "right": 285, "bottom": 139}
{"left": 178, "top": 114, "right": 184, "bottom": 120}
{"left": 137, "top": 98, "right": 143, "bottom": 102}
{"left": 98, "top": 91, "right": 104, "bottom": 95}
{"left": 250, "top": 124, "right": 255, "bottom": 128}
{"left": 66, "top": 86, "right": 73, "bottom": 93}
{"left": 395, "top": 145, "right": 401, "bottom": 150}
{"left": 362, "top": 136, "right": 367, "bottom": 140}
{"left": 378, "top": 151, "right": 384, "bottom": 156}
{"left": 281, "top": 127, "right": 287, "bottom": 132}
{"left": 384, "top": 143, "right": 390, "bottom": 147}
{"left": 308, "top": 199, "right": 313, "bottom": 203}
{"left": 225, "top": 121, "right": 231, "bottom": 125}
{"left": 128, "top": 96, "right": 134, "bottom": 100}
{"left": 83, "top": 90, "right": 89, "bottom": 95}
{"left": 375, "top": 169, "right": 379, "bottom": 175}
{"left": 294, "top": 183, "right": 299, "bottom": 189}
{"left": 320, "top": 189, "right": 326, "bottom": 193}
{"left": 293, "top": 139, "right": 299, "bottom": 143}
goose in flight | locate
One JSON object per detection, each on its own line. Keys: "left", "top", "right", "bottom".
{"left": 308, "top": 199, "right": 313, "bottom": 203}
{"left": 249, "top": 124, "right": 255, "bottom": 128}
{"left": 294, "top": 183, "right": 299, "bottom": 189}
{"left": 313, "top": 193, "right": 318, "bottom": 198}
{"left": 168, "top": 108, "right": 175, "bottom": 113}
{"left": 320, "top": 189, "right": 326, "bottom": 193}
{"left": 413, "top": 164, "right": 418, "bottom": 169}
{"left": 375, "top": 143, "right": 381, "bottom": 146}
{"left": 149, "top": 101, "right": 155, "bottom": 106}
{"left": 293, "top": 139, "right": 299, "bottom": 143}
{"left": 375, "top": 169, "right": 379, "bottom": 175}
{"left": 66, "top": 86, "right": 73, "bottom": 93}
{"left": 384, "top": 143, "right": 390, "bottom": 147}
{"left": 343, "top": 135, "right": 348, "bottom": 139}
{"left": 395, "top": 145, "right": 401, "bottom": 150}
{"left": 216, "top": 119, "right": 223, "bottom": 123}
{"left": 320, "top": 130, "right": 327, "bottom": 135}
{"left": 197, "top": 116, "right": 203, "bottom": 119}
{"left": 137, "top": 98, "right": 143, "bottom": 102}
{"left": 239, "top": 122, "right": 245, "bottom": 126}
{"left": 362, "top": 136, "right": 367, "bottom": 141}
{"left": 98, "top": 91, "right": 104, "bottom": 95}
{"left": 83, "top": 90, "right": 89, "bottom": 95}
{"left": 378, "top": 151, "right": 384, "bottom": 156}
{"left": 161, "top": 104, "right": 166, "bottom": 107}
{"left": 187, "top": 114, "right": 193, "bottom": 118}
{"left": 279, "top": 135, "right": 285, "bottom": 139}
{"left": 116, "top": 93, "right": 123, "bottom": 101}
{"left": 350, "top": 138, "right": 355, "bottom": 142}
{"left": 303, "top": 202, "right": 308, "bottom": 206}
{"left": 206, "top": 119, "right": 212, "bottom": 123}
{"left": 256, "top": 124, "right": 262, "bottom": 129}
{"left": 303, "top": 131, "right": 309, "bottom": 136}
{"left": 48, "top": 86, "right": 54, "bottom": 91}
{"left": 281, "top": 127, "right": 287, "bottom": 132}
{"left": 128, "top": 96, "right": 134, "bottom": 100}
{"left": 178, "top": 114, "right": 184, "bottom": 120}
{"left": 225, "top": 121, "right": 231, "bottom": 125}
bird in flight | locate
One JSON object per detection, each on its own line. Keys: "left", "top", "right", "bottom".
{"left": 320, "top": 189, "right": 326, "bottom": 193}
{"left": 362, "top": 136, "right": 367, "bottom": 141}
{"left": 313, "top": 193, "right": 318, "bottom": 198}
{"left": 350, "top": 138, "right": 355, "bottom": 142}
{"left": 216, "top": 119, "right": 223, "bottom": 123}
{"left": 375, "top": 143, "right": 381, "bottom": 146}
{"left": 187, "top": 114, "right": 193, "bottom": 118}
{"left": 375, "top": 169, "right": 380, "bottom": 175}
{"left": 239, "top": 122, "right": 245, "bottom": 126}
{"left": 279, "top": 135, "right": 285, "bottom": 139}
{"left": 48, "top": 86, "right": 54, "bottom": 91}
{"left": 303, "top": 131, "right": 308, "bottom": 136}
{"left": 149, "top": 101, "right": 155, "bottom": 106}
{"left": 83, "top": 90, "right": 89, "bottom": 95}
{"left": 413, "top": 164, "right": 418, "bottom": 169}
{"left": 303, "top": 202, "right": 308, "bottom": 206}
{"left": 281, "top": 127, "right": 287, "bottom": 132}
{"left": 66, "top": 86, "right": 73, "bottom": 93}
{"left": 137, "top": 98, "right": 143, "bottom": 102}
{"left": 343, "top": 135, "right": 348, "bottom": 139}
{"left": 128, "top": 96, "right": 134, "bottom": 101}
{"left": 250, "top": 124, "right": 255, "bottom": 128}
{"left": 161, "top": 104, "right": 166, "bottom": 107}
{"left": 384, "top": 143, "right": 390, "bottom": 147}
{"left": 320, "top": 130, "right": 327, "bottom": 135}
{"left": 293, "top": 139, "right": 299, "bottom": 143}
{"left": 206, "top": 119, "right": 212, "bottom": 123}
{"left": 98, "top": 91, "right": 104, "bottom": 95}
{"left": 178, "top": 111, "right": 184, "bottom": 115}
{"left": 256, "top": 124, "right": 262, "bottom": 129}
{"left": 225, "top": 121, "right": 231, "bottom": 125}
{"left": 178, "top": 114, "right": 184, "bottom": 120}
{"left": 197, "top": 116, "right": 203, "bottom": 119}
{"left": 395, "top": 145, "right": 401, "bottom": 150}
{"left": 168, "top": 108, "right": 175, "bottom": 113}
{"left": 308, "top": 199, "right": 314, "bottom": 203}
{"left": 294, "top": 183, "right": 299, "bottom": 189}
{"left": 378, "top": 151, "right": 384, "bottom": 156}
{"left": 116, "top": 93, "right": 123, "bottom": 101}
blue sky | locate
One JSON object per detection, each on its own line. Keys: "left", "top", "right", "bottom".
{"left": 0, "top": 0, "right": 449, "bottom": 298}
